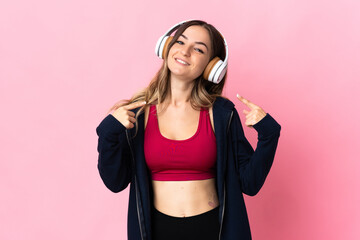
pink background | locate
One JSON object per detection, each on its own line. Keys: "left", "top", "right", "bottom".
{"left": 1, "top": 0, "right": 359, "bottom": 239}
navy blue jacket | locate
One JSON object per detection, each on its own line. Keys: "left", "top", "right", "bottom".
{"left": 96, "top": 96, "right": 281, "bottom": 240}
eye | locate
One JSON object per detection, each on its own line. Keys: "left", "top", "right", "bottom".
{"left": 176, "top": 40, "right": 184, "bottom": 45}
{"left": 195, "top": 48, "right": 204, "bottom": 54}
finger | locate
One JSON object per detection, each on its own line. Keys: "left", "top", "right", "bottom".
{"left": 124, "top": 100, "right": 147, "bottom": 110}
{"left": 127, "top": 110, "right": 135, "bottom": 117}
{"left": 243, "top": 109, "right": 249, "bottom": 115}
{"left": 236, "top": 94, "right": 257, "bottom": 109}
{"left": 236, "top": 94, "right": 251, "bottom": 107}
{"left": 126, "top": 122, "right": 135, "bottom": 129}
{"left": 128, "top": 116, "right": 136, "bottom": 123}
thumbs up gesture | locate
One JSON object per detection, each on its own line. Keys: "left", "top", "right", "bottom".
{"left": 236, "top": 94, "right": 267, "bottom": 128}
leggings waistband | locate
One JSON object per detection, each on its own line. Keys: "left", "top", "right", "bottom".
{"left": 152, "top": 205, "right": 219, "bottom": 221}
{"left": 151, "top": 205, "right": 220, "bottom": 240}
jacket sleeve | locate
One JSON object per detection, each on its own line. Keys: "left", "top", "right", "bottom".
{"left": 96, "top": 114, "right": 132, "bottom": 193}
{"left": 230, "top": 108, "right": 281, "bottom": 196}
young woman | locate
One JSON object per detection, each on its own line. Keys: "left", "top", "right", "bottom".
{"left": 96, "top": 20, "right": 281, "bottom": 240}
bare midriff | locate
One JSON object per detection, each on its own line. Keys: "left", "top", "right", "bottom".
{"left": 151, "top": 177, "right": 219, "bottom": 217}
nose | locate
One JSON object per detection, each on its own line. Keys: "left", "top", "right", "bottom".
{"left": 180, "top": 45, "right": 191, "bottom": 56}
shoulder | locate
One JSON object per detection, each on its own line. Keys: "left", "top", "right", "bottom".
{"left": 213, "top": 96, "right": 235, "bottom": 112}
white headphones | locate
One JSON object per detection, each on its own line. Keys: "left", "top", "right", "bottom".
{"left": 155, "top": 19, "right": 228, "bottom": 84}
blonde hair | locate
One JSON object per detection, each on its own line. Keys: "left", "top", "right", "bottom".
{"left": 107, "top": 20, "right": 230, "bottom": 138}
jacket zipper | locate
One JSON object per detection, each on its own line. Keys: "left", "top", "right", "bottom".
{"left": 126, "top": 129, "right": 145, "bottom": 240}
{"left": 218, "top": 110, "right": 234, "bottom": 240}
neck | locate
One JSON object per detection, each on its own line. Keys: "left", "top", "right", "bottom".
{"left": 165, "top": 74, "right": 195, "bottom": 108}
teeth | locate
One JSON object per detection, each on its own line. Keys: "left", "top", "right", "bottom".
{"left": 176, "top": 58, "right": 189, "bottom": 65}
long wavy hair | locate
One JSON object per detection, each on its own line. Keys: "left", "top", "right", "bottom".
{"left": 107, "top": 20, "right": 230, "bottom": 138}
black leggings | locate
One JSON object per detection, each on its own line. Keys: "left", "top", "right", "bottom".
{"left": 151, "top": 205, "right": 220, "bottom": 240}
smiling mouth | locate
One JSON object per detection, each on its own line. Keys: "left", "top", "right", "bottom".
{"left": 175, "top": 58, "right": 190, "bottom": 66}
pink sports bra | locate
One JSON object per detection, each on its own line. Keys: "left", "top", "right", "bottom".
{"left": 144, "top": 104, "right": 217, "bottom": 181}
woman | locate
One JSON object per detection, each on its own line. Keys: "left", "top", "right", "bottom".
{"left": 96, "top": 20, "right": 281, "bottom": 240}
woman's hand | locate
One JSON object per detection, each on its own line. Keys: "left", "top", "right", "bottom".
{"left": 236, "top": 94, "right": 267, "bottom": 128}
{"left": 111, "top": 101, "right": 147, "bottom": 129}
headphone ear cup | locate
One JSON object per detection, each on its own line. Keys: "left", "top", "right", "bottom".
{"left": 203, "top": 57, "right": 221, "bottom": 81}
{"left": 213, "top": 62, "right": 227, "bottom": 84}
{"left": 155, "top": 35, "right": 173, "bottom": 59}
{"left": 161, "top": 36, "right": 173, "bottom": 59}
{"left": 203, "top": 57, "right": 227, "bottom": 84}
{"left": 155, "top": 35, "right": 166, "bottom": 58}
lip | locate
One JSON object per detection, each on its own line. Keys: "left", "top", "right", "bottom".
{"left": 174, "top": 57, "right": 190, "bottom": 66}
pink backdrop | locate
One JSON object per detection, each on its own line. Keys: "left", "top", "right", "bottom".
{"left": 1, "top": 0, "right": 359, "bottom": 239}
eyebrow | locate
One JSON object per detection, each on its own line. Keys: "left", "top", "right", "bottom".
{"left": 180, "top": 34, "right": 209, "bottom": 51}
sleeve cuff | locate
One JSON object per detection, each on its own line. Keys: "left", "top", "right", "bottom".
{"left": 252, "top": 113, "right": 281, "bottom": 137}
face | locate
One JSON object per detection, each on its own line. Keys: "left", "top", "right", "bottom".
{"left": 166, "top": 25, "right": 212, "bottom": 81}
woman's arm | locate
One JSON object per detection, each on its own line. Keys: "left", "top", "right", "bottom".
{"left": 230, "top": 108, "right": 281, "bottom": 196}
{"left": 96, "top": 114, "right": 133, "bottom": 193}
